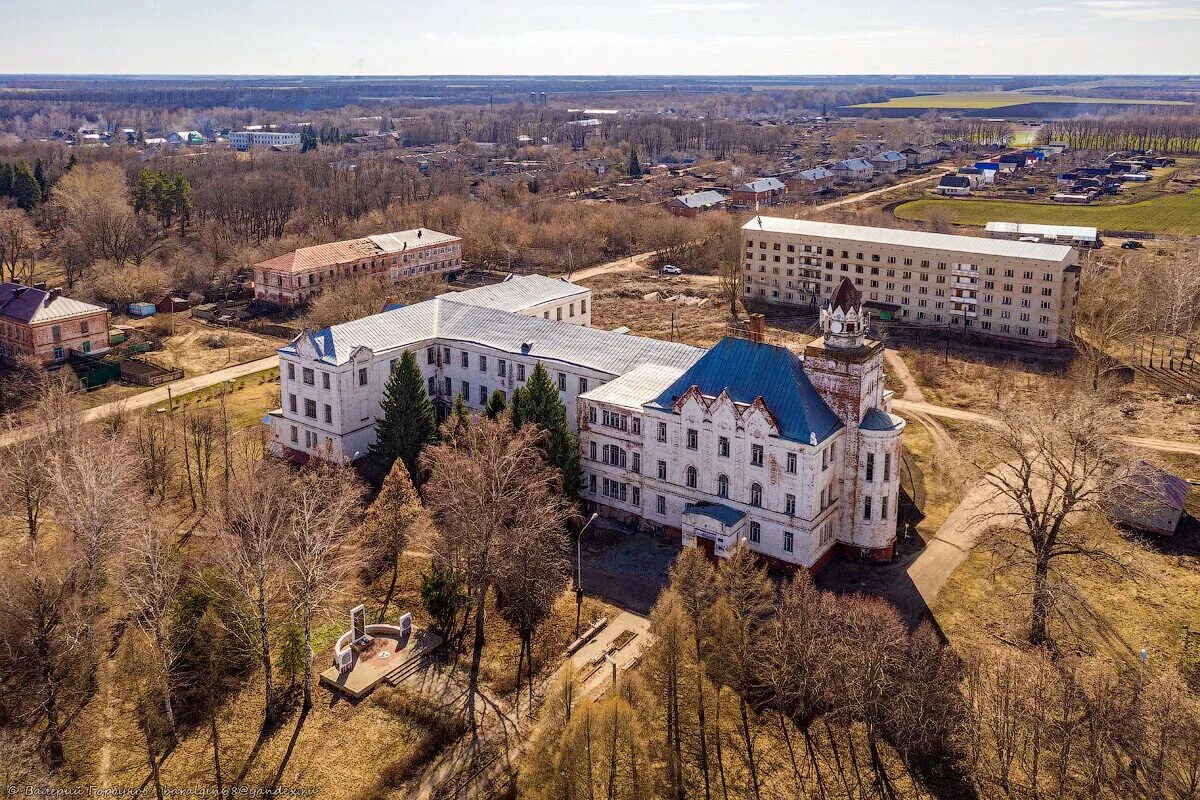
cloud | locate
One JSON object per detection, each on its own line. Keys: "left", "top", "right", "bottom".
{"left": 648, "top": 2, "right": 755, "bottom": 11}
{"left": 1080, "top": 0, "right": 1200, "bottom": 19}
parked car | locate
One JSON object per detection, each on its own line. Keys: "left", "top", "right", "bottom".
{"left": 660, "top": 265, "right": 682, "bottom": 275}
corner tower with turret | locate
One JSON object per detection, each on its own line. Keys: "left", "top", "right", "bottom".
{"left": 803, "top": 278, "right": 905, "bottom": 560}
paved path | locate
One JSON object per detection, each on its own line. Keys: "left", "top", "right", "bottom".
{"left": 0, "top": 355, "right": 279, "bottom": 448}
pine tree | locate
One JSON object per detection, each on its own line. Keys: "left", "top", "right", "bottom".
{"left": 367, "top": 350, "right": 436, "bottom": 483}
{"left": 300, "top": 127, "right": 318, "bottom": 153}
{"left": 511, "top": 363, "right": 580, "bottom": 498}
{"left": 363, "top": 460, "right": 422, "bottom": 621}
{"left": 628, "top": 146, "right": 643, "bottom": 178}
{"left": 485, "top": 389, "right": 507, "bottom": 419}
{"left": 12, "top": 165, "right": 41, "bottom": 211}
{"left": 173, "top": 174, "right": 193, "bottom": 234}
{"left": 0, "top": 163, "right": 12, "bottom": 198}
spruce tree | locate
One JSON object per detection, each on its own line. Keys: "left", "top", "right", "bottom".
{"left": 173, "top": 174, "right": 193, "bottom": 234}
{"left": 445, "top": 393, "right": 470, "bottom": 442}
{"left": 485, "top": 389, "right": 507, "bottom": 420}
{"left": 511, "top": 363, "right": 580, "bottom": 499}
{"left": 367, "top": 350, "right": 436, "bottom": 484}
{"left": 33, "top": 158, "right": 47, "bottom": 197}
{"left": 12, "top": 165, "right": 40, "bottom": 211}
{"left": 628, "top": 146, "right": 643, "bottom": 178}
{"left": 0, "top": 163, "right": 12, "bottom": 198}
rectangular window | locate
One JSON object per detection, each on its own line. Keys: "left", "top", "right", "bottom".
{"left": 323, "top": 404, "right": 332, "bottom": 424}
{"left": 558, "top": 373, "right": 567, "bottom": 391}
{"left": 590, "top": 441, "right": 597, "bottom": 460}
{"left": 718, "top": 436, "right": 729, "bottom": 457}
{"left": 498, "top": 359, "right": 507, "bottom": 377}
{"left": 461, "top": 381, "right": 470, "bottom": 399}
{"left": 822, "top": 449, "right": 828, "bottom": 471}
{"left": 304, "top": 399, "right": 317, "bottom": 419}
{"left": 657, "top": 495, "right": 666, "bottom": 515}
{"left": 290, "top": 425, "right": 298, "bottom": 443}
{"left": 631, "top": 487, "right": 640, "bottom": 507}
{"left": 288, "top": 394, "right": 297, "bottom": 413}
{"left": 786, "top": 452, "right": 797, "bottom": 474}
{"left": 579, "top": 377, "right": 588, "bottom": 393}
{"left": 783, "top": 530, "right": 793, "bottom": 552}
{"left": 749, "top": 521, "right": 761, "bottom": 543}
{"left": 866, "top": 453, "right": 875, "bottom": 482}
{"left": 517, "top": 363, "right": 526, "bottom": 381}
{"left": 444, "top": 377, "right": 451, "bottom": 397}
{"left": 302, "top": 367, "right": 314, "bottom": 385}
{"left": 658, "top": 422, "right": 667, "bottom": 442}
{"left": 751, "top": 444, "right": 764, "bottom": 466}
{"left": 657, "top": 460, "right": 667, "bottom": 480}
{"left": 287, "top": 363, "right": 295, "bottom": 380}
{"left": 882, "top": 496, "right": 889, "bottom": 520}
{"left": 883, "top": 453, "right": 891, "bottom": 481}
{"left": 479, "top": 385, "right": 488, "bottom": 405}
{"left": 427, "top": 347, "right": 435, "bottom": 365}
{"left": 785, "top": 494, "right": 796, "bottom": 515}
{"left": 51, "top": 325, "right": 61, "bottom": 341}
{"left": 631, "top": 453, "right": 640, "bottom": 473}
{"left": 864, "top": 496, "right": 872, "bottom": 520}
{"left": 589, "top": 474, "right": 597, "bottom": 493}
{"left": 461, "top": 351, "right": 469, "bottom": 368}
{"left": 686, "top": 429, "right": 698, "bottom": 450}
{"left": 358, "top": 368, "right": 368, "bottom": 386}
{"left": 322, "top": 372, "right": 330, "bottom": 390}
{"left": 479, "top": 355, "right": 487, "bottom": 373}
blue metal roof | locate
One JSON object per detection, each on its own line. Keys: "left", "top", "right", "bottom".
{"left": 860, "top": 407, "right": 904, "bottom": 432}
{"left": 646, "top": 337, "right": 843, "bottom": 445}
{"left": 685, "top": 502, "right": 746, "bottom": 528}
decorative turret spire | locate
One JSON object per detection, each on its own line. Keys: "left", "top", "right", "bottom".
{"left": 820, "top": 277, "right": 868, "bottom": 350}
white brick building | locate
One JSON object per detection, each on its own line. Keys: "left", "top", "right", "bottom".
{"left": 267, "top": 275, "right": 902, "bottom": 572}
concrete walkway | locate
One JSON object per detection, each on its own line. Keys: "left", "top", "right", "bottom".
{"left": 0, "top": 355, "right": 279, "bottom": 448}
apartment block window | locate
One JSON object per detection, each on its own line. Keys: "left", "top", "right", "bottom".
{"left": 866, "top": 453, "right": 875, "bottom": 481}
{"left": 479, "top": 385, "right": 488, "bottom": 405}
{"left": 322, "top": 372, "right": 330, "bottom": 390}
{"left": 579, "top": 377, "right": 588, "bottom": 393}
{"left": 657, "top": 422, "right": 667, "bottom": 442}
{"left": 588, "top": 406, "right": 597, "bottom": 424}
{"left": 443, "top": 346, "right": 450, "bottom": 363}
{"left": 445, "top": 377, "right": 452, "bottom": 397}
{"left": 498, "top": 359, "right": 507, "bottom": 378}
{"left": 883, "top": 453, "right": 891, "bottom": 481}
{"left": 323, "top": 404, "right": 332, "bottom": 424}
{"left": 290, "top": 425, "right": 298, "bottom": 443}
{"left": 658, "top": 460, "right": 667, "bottom": 480}
{"left": 787, "top": 452, "right": 797, "bottom": 474}
{"left": 718, "top": 436, "right": 729, "bottom": 457}
{"left": 749, "top": 521, "right": 761, "bottom": 544}
{"left": 302, "top": 367, "right": 314, "bottom": 385}
{"left": 717, "top": 474, "right": 729, "bottom": 498}
{"left": 287, "top": 363, "right": 295, "bottom": 380}
{"left": 590, "top": 441, "right": 597, "bottom": 460}
{"left": 358, "top": 368, "right": 368, "bottom": 386}
{"left": 304, "top": 399, "right": 317, "bottom": 419}
{"left": 558, "top": 373, "right": 567, "bottom": 391}
{"left": 462, "top": 381, "right": 470, "bottom": 399}
{"left": 631, "top": 487, "right": 640, "bottom": 507}
{"left": 686, "top": 466, "right": 698, "bottom": 488}
{"left": 783, "top": 530, "right": 794, "bottom": 552}
{"left": 751, "top": 444, "right": 764, "bottom": 467}
{"left": 288, "top": 394, "right": 297, "bottom": 413}
{"left": 750, "top": 483, "right": 762, "bottom": 507}
{"left": 785, "top": 494, "right": 796, "bottom": 515}
{"left": 461, "top": 351, "right": 469, "bottom": 368}
{"left": 426, "top": 347, "right": 435, "bottom": 365}
{"left": 479, "top": 355, "right": 487, "bottom": 373}
{"left": 864, "top": 496, "right": 872, "bottom": 520}
{"left": 632, "top": 418, "right": 641, "bottom": 435}
{"left": 631, "top": 453, "right": 640, "bottom": 473}
{"left": 686, "top": 429, "right": 698, "bottom": 450}
{"left": 657, "top": 495, "right": 667, "bottom": 515}
{"left": 589, "top": 474, "right": 597, "bottom": 493}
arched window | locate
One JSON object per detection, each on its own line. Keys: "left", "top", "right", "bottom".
{"left": 686, "top": 466, "right": 698, "bottom": 489}
{"left": 750, "top": 482, "right": 762, "bottom": 507}
{"left": 717, "top": 474, "right": 729, "bottom": 498}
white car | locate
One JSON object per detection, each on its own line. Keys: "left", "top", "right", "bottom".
{"left": 660, "top": 265, "right": 682, "bottom": 275}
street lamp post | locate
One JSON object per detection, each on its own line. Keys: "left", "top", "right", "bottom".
{"left": 575, "top": 512, "right": 599, "bottom": 639}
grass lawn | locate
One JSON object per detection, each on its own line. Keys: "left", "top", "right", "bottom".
{"left": 850, "top": 91, "right": 1191, "bottom": 109}
{"left": 893, "top": 189, "right": 1200, "bottom": 235}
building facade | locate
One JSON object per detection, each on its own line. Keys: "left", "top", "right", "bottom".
{"left": 254, "top": 229, "right": 464, "bottom": 307}
{"left": 267, "top": 274, "right": 902, "bottom": 572}
{"left": 741, "top": 218, "right": 1080, "bottom": 348}
{"left": 0, "top": 282, "right": 110, "bottom": 366}
{"left": 665, "top": 190, "right": 727, "bottom": 218}
{"left": 229, "top": 130, "right": 302, "bottom": 150}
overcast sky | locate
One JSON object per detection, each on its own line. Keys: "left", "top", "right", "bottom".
{"left": 3, "top": 0, "right": 1199, "bottom": 74}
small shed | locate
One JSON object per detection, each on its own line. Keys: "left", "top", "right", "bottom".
{"left": 1107, "top": 461, "right": 1190, "bottom": 536}
{"left": 155, "top": 294, "right": 190, "bottom": 313}
{"left": 127, "top": 302, "right": 157, "bottom": 317}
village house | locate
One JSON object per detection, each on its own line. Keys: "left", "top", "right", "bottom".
{"left": 831, "top": 158, "right": 874, "bottom": 182}
{"left": 0, "top": 282, "right": 110, "bottom": 366}
{"left": 900, "top": 146, "right": 940, "bottom": 166}
{"left": 665, "top": 189, "right": 727, "bottom": 218}
{"left": 266, "top": 274, "right": 903, "bottom": 571}
{"left": 787, "top": 167, "right": 834, "bottom": 195}
{"left": 935, "top": 174, "right": 973, "bottom": 196}
{"left": 253, "top": 228, "right": 464, "bottom": 307}
{"left": 731, "top": 177, "right": 786, "bottom": 207}
{"left": 869, "top": 150, "right": 907, "bottom": 175}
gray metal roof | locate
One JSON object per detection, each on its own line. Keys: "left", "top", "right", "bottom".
{"left": 673, "top": 190, "right": 727, "bottom": 208}
{"left": 985, "top": 222, "right": 1098, "bottom": 241}
{"left": 860, "top": 407, "right": 905, "bottom": 432}
{"left": 579, "top": 363, "right": 689, "bottom": 409}
{"left": 282, "top": 298, "right": 704, "bottom": 377}
{"left": 367, "top": 229, "right": 460, "bottom": 252}
{"left": 437, "top": 274, "right": 587, "bottom": 313}
{"left": 743, "top": 217, "right": 1075, "bottom": 262}
{"left": 738, "top": 177, "right": 785, "bottom": 193}
{"left": 871, "top": 150, "right": 905, "bottom": 162}
{"left": 684, "top": 502, "right": 746, "bottom": 528}
{"left": 835, "top": 158, "right": 873, "bottom": 171}
{"left": 0, "top": 283, "right": 107, "bottom": 324}
{"left": 795, "top": 167, "right": 834, "bottom": 180}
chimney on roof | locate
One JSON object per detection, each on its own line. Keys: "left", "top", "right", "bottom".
{"left": 416, "top": 229, "right": 422, "bottom": 239}
{"left": 33, "top": 281, "right": 46, "bottom": 290}
{"left": 48, "top": 287, "right": 62, "bottom": 303}
{"left": 748, "top": 313, "right": 766, "bottom": 344}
